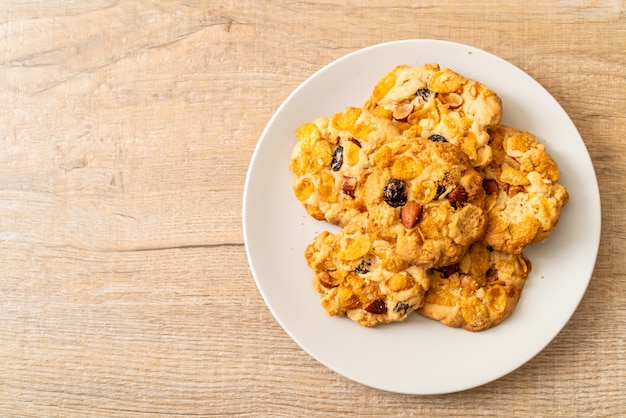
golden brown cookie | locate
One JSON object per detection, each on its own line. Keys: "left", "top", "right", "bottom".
{"left": 365, "top": 64, "right": 503, "bottom": 167}
{"left": 305, "top": 213, "right": 430, "bottom": 327}
{"left": 418, "top": 242, "right": 531, "bottom": 331}
{"left": 480, "top": 125, "right": 570, "bottom": 254}
{"left": 290, "top": 107, "right": 402, "bottom": 226}
{"left": 362, "top": 137, "right": 487, "bottom": 268}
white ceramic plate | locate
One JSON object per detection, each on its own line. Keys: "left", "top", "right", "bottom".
{"left": 243, "top": 39, "right": 601, "bottom": 395}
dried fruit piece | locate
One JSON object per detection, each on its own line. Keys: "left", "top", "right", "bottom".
{"left": 485, "top": 268, "right": 499, "bottom": 282}
{"left": 482, "top": 178, "right": 499, "bottom": 195}
{"left": 364, "top": 299, "right": 387, "bottom": 314}
{"left": 394, "top": 302, "right": 411, "bottom": 314}
{"left": 355, "top": 259, "right": 371, "bottom": 274}
{"left": 416, "top": 87, "right": 432, "bottom": 101}
{"left": 383, "top": 178, "right": 407, "bottom": 207}
{"left": 428, "top": 134, "right": 447, "bottom": 143}
{"left": 435, "top": 184, "right": 448, "bottom": 199}
{"left": 400, "top": 202, "right": 422, "bottom": 228}
{"left": 331, "top": 145, "right": 343, "bottom": 171}
{"left": 438, "top": 263, "right": 459, "bottom": 278}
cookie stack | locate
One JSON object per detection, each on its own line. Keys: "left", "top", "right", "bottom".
{"left": 289, "top": 64, "right": 569, "bottom": 331}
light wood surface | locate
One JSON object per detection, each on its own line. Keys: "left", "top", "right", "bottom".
{"left": 0, "top": 1, "right": 624, "bottom": 416}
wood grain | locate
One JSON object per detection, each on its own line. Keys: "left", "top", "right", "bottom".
{"left": 0, "top": 0, "right": 624, "bottom": 416}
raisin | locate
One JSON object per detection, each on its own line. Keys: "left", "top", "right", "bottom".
{"left": 437, "top": 263, "right": 459, "bottom": 278}
{"left": 394, "top": 302, "right": 410, "bottom": 314}
{"left": 428, "top": 134, "right": 448, "bottom": 143}
{"left": 330, "top": 145, "right": 343, "bottom": 171}
{"left": 485, "top": 268, "right": 499, "bottom": 282}
{"left": 355, "top": 259, "right": 371, "bottom": 274}
{"left": 364, "top": 299, "right": 387, "bottom": 314}
{"left": 416, "top": 87, "right": 432, "bottom": 101}
{"left": 435, "top": 184, "right": 447, "bottom": 199}
{"left": 482, "top": 178, "right": 499, "bottom": 195}
{"left": 383, "top": 178, "right": 407, "bottom": 208}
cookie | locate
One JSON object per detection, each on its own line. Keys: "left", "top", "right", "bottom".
{"left": 364, "top": 64, "right": 503, "bottom": 167}
{"left": 290, "top": 107, "right": 402, "bottom": 226}
{"left": 418, "top": 242, "right": 531, "bottom": 331}
{"left": 305, "top": 213, "right": 430, "bottom": 327}
{"left": 480, "top": 125, "right": 570, "bottom": 254}
{"left": 362, "top": 136, "right": 487, "bottom": 268}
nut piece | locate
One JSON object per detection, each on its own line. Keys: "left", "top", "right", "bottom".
{"left": 504, "top": 156, "right": 521, "bottom": 170}
{"left": 317, "top": 272, "right": 339, "bottom": 289}
{"left": 469, "top": 84, "right": 478, "bottom": 98}
{"left": 364, "top": 299, "right": 387, "bottom": 314}
{"left": 447, "top": 185, "right": 468, "bottom": 206}
{"left": 507, "top": 184, "right": 525, "bottom": 197}
{"left": 439, "top": 92, "right": 464, "bottom": 109}
{"left": 392, "top": 102, "right": 414, "bottom": 120}
{"left": 400, "top": 202, "right": 422, "bottom": 228}
{"left": 342, "top": 176, "right": 357, "bottom": 197}
{"left": 438, "top": 263, "right": 459, "bottom": 278}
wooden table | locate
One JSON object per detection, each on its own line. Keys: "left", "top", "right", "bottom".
{"left": 0, "top": 1, "right": 623, "bottom": 416}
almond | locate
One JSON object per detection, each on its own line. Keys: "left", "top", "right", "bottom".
{"left": 342, "top": 176, "right": 356, "bottom": 197}
{"left": 439, "top": 92, "right": 463, "bottom": 109}
{"left": 392, "top": 102, "right": 414, "bottom": 121}
{"left": 447, "top": 185, "right": 468, "bottom": 205}
{"left": 507, "top": 184, "right": 525, "bottom": 197}
{"left": 317, "top": 272, "right": 338, "bottom": 289}
{"left": 504, "top": 156, "right": 521, "bottom": 170}
{"left": 364, "top": 299, "right": 387, "bottom": 314}
{"left": 400, "top": 202, "right": 422, "bottom": 228}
